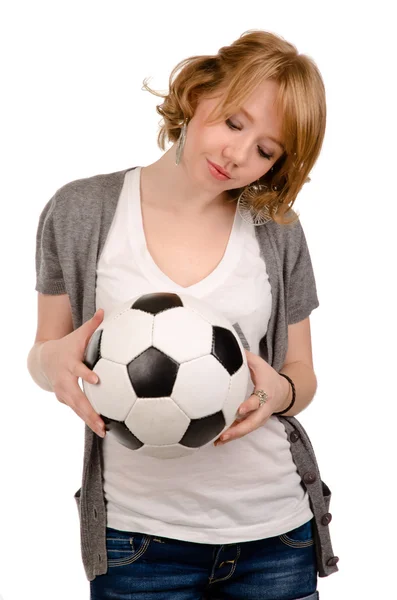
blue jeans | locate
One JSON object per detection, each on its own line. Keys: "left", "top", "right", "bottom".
{"left": 90, "top": 519, "right": 318, "bottom": 600}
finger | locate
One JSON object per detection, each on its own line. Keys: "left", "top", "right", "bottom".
{"left": 245, "top": 349, "right": 261, "bottom": 364}
{"left": 60, "top": 377, "right": 105, "bottom": 437}
{"left": 237, "top": 393, "right": 262, "bottom": 415}
{"left": 216, "top": 409, "right": 270, "bottom": 444}
{"left": 81, "top": 308, "right": 104, "bottom": 341}
{"left": 213, "top": 415, "right": 244, "bottom": 444}
{"left": 91, "top": 307, "right": 104, "bottom": 322}
{"left": 72, "top": 361, "right": 99, "bottom": 385}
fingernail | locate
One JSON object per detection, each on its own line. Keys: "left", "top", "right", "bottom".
{"left": 239, "top": 407, "right": 246, "bottom": 415}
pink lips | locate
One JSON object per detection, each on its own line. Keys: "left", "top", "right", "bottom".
{"left": 207, "top": 160, "right": 231, "bottom": 181}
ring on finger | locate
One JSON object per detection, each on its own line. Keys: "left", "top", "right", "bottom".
{"left": 253, "top": 389, "right": 269, "bottom": 407}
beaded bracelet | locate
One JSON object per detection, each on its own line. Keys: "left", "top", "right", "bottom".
{"left": 273, "top": 373, "right": 296, "bottom": 415}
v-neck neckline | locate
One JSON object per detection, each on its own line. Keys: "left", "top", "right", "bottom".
{"left": 127, "top": 166, "right": 245, "bottom": 297}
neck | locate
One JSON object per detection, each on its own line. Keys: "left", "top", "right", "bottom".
{"left": 140, "top": 144, "right": 232, "bottom": 216}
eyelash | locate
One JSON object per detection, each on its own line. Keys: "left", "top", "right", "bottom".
{"left": 225, "top": 119, "right": 274, "bottom": 160}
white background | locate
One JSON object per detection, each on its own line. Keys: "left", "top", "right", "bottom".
{"left": 1, "top": 1, "right": 396, "bottom": 598}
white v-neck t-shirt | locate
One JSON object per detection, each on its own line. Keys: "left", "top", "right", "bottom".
{"left": 95, "top": 166, "right": 313, "bottom": 543}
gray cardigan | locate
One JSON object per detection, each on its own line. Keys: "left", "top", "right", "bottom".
{"left": 34, "top": 166, "right": 339, "bottom": 581}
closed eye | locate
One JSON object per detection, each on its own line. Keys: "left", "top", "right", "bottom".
{"left": 225, "top": 119, "right": 274, "bottom": 160}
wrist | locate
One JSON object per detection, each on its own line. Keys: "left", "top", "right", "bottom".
{"left": 276, "top": 373, "right": 291, "bottom": 412}
{"left": 37, "top": 340, "right": 53, "bottom": 392}
{"left": 273, "top": 372, "right": 296, "bottom": 416}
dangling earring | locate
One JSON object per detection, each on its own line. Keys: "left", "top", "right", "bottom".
{"left": 237, "top": 182, "right": 272, "bottom": 226}
{"left": 237, "top": 167, "right": 275, "bottom": 226}
{"left": 175, "top": 117, "right": 188, "bottom": 165}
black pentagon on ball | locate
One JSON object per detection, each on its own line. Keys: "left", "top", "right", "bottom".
{"left": 180, "top": 411, "right": 226, "bottom": 448}
{"left": 132, "top": 292, "right": 183, "bottom": 315}
{"left": 212, "top": 326, "right": 243, "bottom": 375}
{"left": 83, "top": 328, "right": 103, "bottom": 370}
{"left": 127, "top": 347, "right": 179, "bottom": 397}
{"left": 102, "top": 416, "right": 143, "bottom": 450}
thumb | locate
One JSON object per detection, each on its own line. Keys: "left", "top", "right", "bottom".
{"left": 80, "top": 309, "right": 104, "bottom": 353}
{"left": 244, "top": 349, "right": 256, "bottom": 368}
{"left": 82, "top": 308, "right": 104, "bottom": 336}
{"left": 244, "top": 350, "right": 257, "bottom": 379}
{"left": 92, "top": 308, "right": 104, "bottom": 324}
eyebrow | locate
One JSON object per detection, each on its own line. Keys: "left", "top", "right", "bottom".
{"left": 239, "top": 107, "right": 285, "bottom": 151}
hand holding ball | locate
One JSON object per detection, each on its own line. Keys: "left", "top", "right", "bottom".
{"left": 83, "top": 293, "right": 250, "bottom": 459}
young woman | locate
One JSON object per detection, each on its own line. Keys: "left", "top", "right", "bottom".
{"left": 28, "top": 29, "right": 338, "bottom": 600}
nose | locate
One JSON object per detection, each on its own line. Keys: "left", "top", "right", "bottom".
{"left": 223, "top": 139, "right": 251, "bottom": 167}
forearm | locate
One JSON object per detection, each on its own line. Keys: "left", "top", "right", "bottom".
{"left": 27, "top": 341, "right": 54, "bottom": 392}
{"left": 277, "top": 362, "right": 318, "bottom": 417}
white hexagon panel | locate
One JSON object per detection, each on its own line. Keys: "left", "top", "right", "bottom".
{"left": 222, "top": 364, "right": 253, "bottom": 425}
{"left": 152, "top": 306, "right": 213, "bottom": 362}
{"left": 125, "top": 397, "right": 190, "bottom": 445}
{"left": 101, "top": 309, "right": 154, "bottom": 364}
{"left": 172, "top": 355, "right": 231, "bottom": 419}
{"left": 83, "top": 358, "right": 138, "bottom": 422}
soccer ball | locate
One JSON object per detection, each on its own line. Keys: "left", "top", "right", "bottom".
{"left": 83, "top": 292, "right": 250, "bottom": 459}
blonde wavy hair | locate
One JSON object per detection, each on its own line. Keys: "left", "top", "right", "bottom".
{"left": 142, "top": 29, "right": 326, "bottom": 226}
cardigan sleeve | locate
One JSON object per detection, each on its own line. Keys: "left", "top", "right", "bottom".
{"left": 287, "top": 220, "right": 319, "bottom": 324}
{"left": 35, "top": 192, "right": 67, "bottom": 295}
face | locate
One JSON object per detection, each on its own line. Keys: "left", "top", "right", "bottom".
{"left": 182, "top": 79, "right": 285, "bottom": 191}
